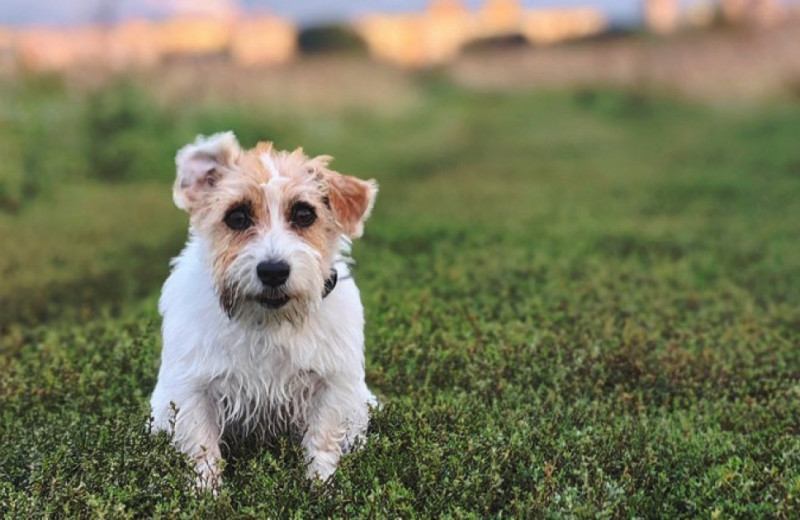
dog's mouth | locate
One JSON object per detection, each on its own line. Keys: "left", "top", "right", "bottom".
{"left": 257, "top": 294, "right": 290, "bottom": 309}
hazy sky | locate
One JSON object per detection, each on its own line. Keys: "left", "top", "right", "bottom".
{"left": 0, "top": 0, "right": 642, "bottom": 27}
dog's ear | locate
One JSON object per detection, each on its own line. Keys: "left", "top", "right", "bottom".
{"left": 173, "top": 132, "right": 241, "bottom": 212}
{"left": 326, "top": 171, "right": 378, "bottom": 239}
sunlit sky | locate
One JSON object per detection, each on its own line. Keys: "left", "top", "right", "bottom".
{"left": 0, "top": 0, "right": 642, "bottom": 27}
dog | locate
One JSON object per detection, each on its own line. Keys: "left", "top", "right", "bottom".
{"left": 149, "top": 132, "right": 379, "bottom": 491}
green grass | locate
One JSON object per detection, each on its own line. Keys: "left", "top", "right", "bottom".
{"left": 1, "top": 77, "right": 800, "bottom": 518}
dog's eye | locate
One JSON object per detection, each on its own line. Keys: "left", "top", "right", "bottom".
{"left": 224, "top": 206, "right": 252, "bottom": 231}
{"left": 290, "top": 202, "right": 316, "bottom": 228}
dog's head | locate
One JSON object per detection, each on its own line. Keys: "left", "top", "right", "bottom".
{"left": 173, "top": 132, "right": 377, "bottom": 324}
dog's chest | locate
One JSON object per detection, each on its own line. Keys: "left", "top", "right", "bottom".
{"left": 219, "top": 339, "right": 305, "bottom": 391}
{"left": 209, "top": 344, "right": 324, "bottom": 431}
{"left": 216, "top": 331, "right": 318, "bottom": 392}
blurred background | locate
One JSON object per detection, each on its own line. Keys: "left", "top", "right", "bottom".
{"left": 2, "top": 0, "right": 800, "bottom": 96}
{"left": 1, "top": 0, "right": 799, "bottom": 325}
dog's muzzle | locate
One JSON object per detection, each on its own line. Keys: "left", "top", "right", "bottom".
{"left": 254, "top": 267, "right": 338, "bottom": 310}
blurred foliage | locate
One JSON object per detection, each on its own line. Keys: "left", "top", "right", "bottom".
{"left": 1, "top": 78, "right": 800, "bottom": 517}
{"left": 462, "top": 34, "right": 529, "bottom": 53}
{"left": 298, "top": 24, "right": 368, "bottom": 55}
{"left": 0, "top": 75, "right": 84, "bottom": 212}
{"left": 83, "top": 80, "right": 175, "bottom": 182}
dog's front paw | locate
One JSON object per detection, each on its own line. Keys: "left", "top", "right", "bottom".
{"left": 306, "top": 451, "right": 339, "bottom": 482}
{"left": 195, "top": 459, "right": 223, "bottom": 496}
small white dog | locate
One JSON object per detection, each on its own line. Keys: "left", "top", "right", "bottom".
{"left": 149, "top": 132, "right": 378, "bottom": 491}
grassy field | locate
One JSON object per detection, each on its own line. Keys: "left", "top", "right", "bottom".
{"left": 1, "top": 74, "right": 800, "bottom": 518}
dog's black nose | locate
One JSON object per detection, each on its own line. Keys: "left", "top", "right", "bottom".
{"left": 256, "top": 260, "right": 290, "bottom": 287}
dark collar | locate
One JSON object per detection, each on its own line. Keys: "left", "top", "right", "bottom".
{"left": 322, "top": 268, "right": 338, "bottom": 299}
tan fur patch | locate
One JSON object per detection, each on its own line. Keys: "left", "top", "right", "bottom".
{"left": 238, "top": 142, "right": 274, "bottom": 184}
{"left": 326, "top": 173, "right": 377, "bottom": 239}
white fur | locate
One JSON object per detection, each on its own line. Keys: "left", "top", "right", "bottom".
{"left": 151, "top": 137, "right": 378, "bottom": 492}
{"left": 150, "top": 238, "right": 376, "bottom": 489}
{"left": 260, "top": 152, "right": 281, "bottom": 179}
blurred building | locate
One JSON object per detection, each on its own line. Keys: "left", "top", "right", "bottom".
{"left": 721, "top": 0, "right": 785, "bottom": 26}
{"left": 644, "top": 0, "right": 681, "bottom": 34}
{"left": 520, "top": 8, "right": 606, "bottom": 44}
{"left": 685, "top": 1, "right": 718, "bottom": 27}
{"left": 358, "top": 0, "right": 607, "bottom": 67}
{"left": 356, "top": 0, "right": 475, "bottom": 67}
{"left": 157, "top": 17, "right": 232, "bottom": 57}
{"left": 0, "top": 27, "right": 13, "bottom": 51}
{"left": 0, "top": 27, "right": 15, "bottom": 71}
{"left": 230, "top": 17, "right": 298, "bottom": 67}
{"left": 6, "top": 9, "right": 297, "bottom": 72}
{"left": 16, "top": 26, "right": 107, "bottom": 71}
{"left": 478, "top": 0, "right": 523, "bottom": 36}
{"left": 645, "top": 0, "right": 790, "bottom": 34}
{"left": 109, "top": 20, "right": 162, "bottom": 69}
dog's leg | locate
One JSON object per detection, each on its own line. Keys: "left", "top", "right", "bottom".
{"left": 151, "top": 389, "right": 222, "bottom": 493}
{"left": 302, "top": 380, "right": 373, "bottom": 481}
{"left": 341, "top": 385, "right": 377, "bottom": 454}
{"left": 302, "top": 390, "right": 343, "bottom": 481}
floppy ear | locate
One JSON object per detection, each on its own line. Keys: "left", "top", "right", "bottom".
{"left": 173, "top": 132, "right": 241, "bottom": 212}
{"left": 327, "top": 172, "right": 378, "bottom": 239}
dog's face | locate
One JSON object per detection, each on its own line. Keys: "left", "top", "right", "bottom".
{"left": 173, "top": 132, "right": 377, "bottom": 324}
